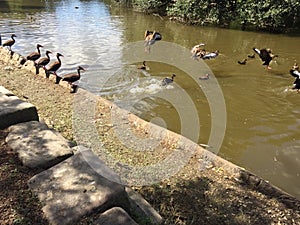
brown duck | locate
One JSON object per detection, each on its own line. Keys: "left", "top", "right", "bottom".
{"left": 26, "top": 44, "right": 43, "bottom": 62}
{"left": 46, "top": 52, "right": 63, "bottom": 77}
{"left": 2, "top": 34, "right": 17, "bottom": 51}
{"left": 61, "top": 66, "right": 85, "bottom": 85}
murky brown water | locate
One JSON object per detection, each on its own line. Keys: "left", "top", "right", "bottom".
{"left": 1, "top": 0, "right": 300, "bottom": 199}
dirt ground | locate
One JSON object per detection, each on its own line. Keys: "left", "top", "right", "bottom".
{"left": 0, "top": 59, "right": 300, "bottom": 225}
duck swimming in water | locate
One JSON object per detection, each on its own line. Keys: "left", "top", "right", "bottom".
{"left": 144, "top": 30, "right": 162, "bottom": 52}
{"left": 289, "top": 66, "right": 300, "bottom": 92}
{"left": 2, "top": 34, "right": 17, "bottom": 51}
{"left": 162, "top": 74, "right": 176, "bottom": 86}
{"left": 137, "top": 61, "right": 147, "bottom": 70}
{"left": 191, "top": 43, "right": 205, "bottom": 60}
{"left": 202, "top": 50, "right": 219, "bottom": 60}
{"left": 253, "top": 47, "right": 278, "bottom": 70}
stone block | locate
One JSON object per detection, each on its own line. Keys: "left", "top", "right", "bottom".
{"left": 0, "top": 85, "right": 14, "bottom": 96}
{"left": 93, "top": 207, "right": 138, "bottom": 225}
{"left": 28, "top": 147, "right": 130, "bottom": 225}
{"left": 6, "top": 121, "right": 73, "bottom": 169}
{"left": 0, "top": 93, "right": 38, "bottom": 129}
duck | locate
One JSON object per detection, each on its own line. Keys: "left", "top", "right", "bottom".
{"left": 137, "top": 61, "right": 147, "bottom": 70}
{"left": 144, "top": 30, "right": 162, "bottom": 52}
{"left": 162, "top": 74, "right": 176, "bottom": 86}
{"left": 36, "top": 50, "right": 52, "bottom": 74}
{"left": 199, "top": 74, "right": 210, "bottom": 80}
{"left": 202, "top": 50, "right": 219, "bottom": 60}
{"left": 45, "top": 52, "right": 63, "bottom": 77}
{"left": 2, "top": 34, "right": 17, "bottom": 51}
{"left": 61, "top": 66, "right": 85, "bottom": 85}
{"left": 289, "top": 66, "right": 300, "bottom": 92}
{"left": 191, "top": 43, "right": 205, "bottom": 59}
{"left": 253, "top": 47, "right": 278, "bottom": 70}
{"left": 238, "top": 58, "right": 247, "bottom": 65}
{"left": 26, "top": 44, "right": 43, "bottom": 62}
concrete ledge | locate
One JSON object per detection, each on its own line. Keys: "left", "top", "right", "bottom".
{"left": 6, "top": 121, "right": 74, "bottom": 169}
{"left": 126, "top": 187, "right": 163, "bottom": 225}
{"left": 0, "top": 93, "right": 39, "bottom": 129}
{"left": 93, "top": 207, "right": 138, "bottom": 225}
{"left": 28, "top": 148, "right": 130, "bottom": 225}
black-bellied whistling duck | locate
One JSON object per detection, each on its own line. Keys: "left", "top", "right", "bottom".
{"left": 45, "top": 52, "right": 63, "bottom": 77}
{"left": 238, "top": 58, "right": 247, "bottom": 65}
{"left": 202, "top": 50, "right": 219, "bottom": 60}
{"left": 137, "top": 61, "right": 147, "bottom": 70}
{"left": 199, "top": 74, "right": 210, "bottom": 80}
{"left": 144, "top": 30, "right": 162, "bottom": 52}
{"left": 253, "top": 47, "right": 278, "bottom": 70}
{"left": 2, "top": 34, "right": 17, "bottom": 51}
{"left": 26, "top": 44, "right": 43, "bottom": 62}
{"left": 36, "top": 50, "right": 52, "bottom": 74}
{"left": 61, "top": 66, "right": 85, "bottom": 85}
{"left": 162, "top": 74, "right": 176, "bottom": 86}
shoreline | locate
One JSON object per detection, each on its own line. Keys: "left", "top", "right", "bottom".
{"left": 1, "top": 47, "right": 300, "bottom": 224}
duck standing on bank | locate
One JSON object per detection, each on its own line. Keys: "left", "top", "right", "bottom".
{"left": 144, "top": 30, "right": 162, "bottom": 52}
{"left": 253, "top": 47, "right": 278, "bottom": 70}
{"left": 26, "top": 44, "right": 43, "bottom": 63}
{"left": 61, "top": 66, "right": 85, "bottom": 85}
{"left": 2, "top": 34, "right": 17, "bottom": 51}
{"left": 36, "top": 50, "right": 52, "bottom": 74}
{"left": 45, "top": 52, "right": 63, "bottom": 78}
{"left": 162, "top": 73, "right": 176, "bottom": 86}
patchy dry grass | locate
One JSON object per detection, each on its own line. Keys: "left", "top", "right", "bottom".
{"left": 0, "top": 60, "right": 300, "bottom": 225}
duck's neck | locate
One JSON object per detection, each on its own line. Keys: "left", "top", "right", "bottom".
{"left": 57, "top": 55, "right": 62, "bottom": 63}
{"left": 46, "top": 52, "right": 51, "bottom": 59}
{"left": 37, "top": 46, "right": 41, "bottom": 54}
{"left": 77, "top": 69, "right": 81, "bottom": 77}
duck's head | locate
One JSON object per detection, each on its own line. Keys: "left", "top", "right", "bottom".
{"left": 172, "top": 74, "right": 176, "bottom": 79}
{"left": 37, "top": 44, "right": 43, "bottom": 48}
{"left": 292, "top": 63, "right": 299, "bottom": 70}
{"left": 78, "top": 66, "right": 85, "bottom": 71}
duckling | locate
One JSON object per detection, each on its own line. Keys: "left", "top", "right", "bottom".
{"left": 2, "top": 34, "right": 17, "bottom": 51}
{"left": 238, "top": 59, "right": 247, "bottom": 65}
{"left": 162, "top": 74, "right": 176, "bottom": 86}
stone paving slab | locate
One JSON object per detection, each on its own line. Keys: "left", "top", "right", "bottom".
{"left": 0, "top": 93, "right": 38, "bottom": 129}
{"left": 28, "top": 148, "right": 130, "bottom": 225}
{"left": 93, "top": 207, "right": 138, "bottom": 225}
{"left": 0, "top": 85, "right": 14, "bottom": 96}
{"left": 6, "top": 121, "right": 73, "bottom": 169}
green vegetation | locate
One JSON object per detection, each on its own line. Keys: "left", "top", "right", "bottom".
{"left": 113, "top": 0, "right": 300, "bottom": 33}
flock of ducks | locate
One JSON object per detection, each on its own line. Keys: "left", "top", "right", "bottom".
{"left": 1, "top": 33, "right": 85, "bottom": 90}
{"left": 1, "top": 31, "right": 299, "bottom": 92}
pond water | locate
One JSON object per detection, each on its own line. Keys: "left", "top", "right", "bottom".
{"left": 1, "top": 0, "right": 300, "bottom": 199}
